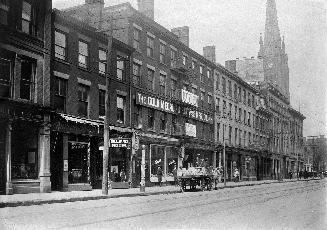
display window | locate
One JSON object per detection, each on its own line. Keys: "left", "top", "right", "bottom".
{"left": 166, "top": 147, "right": 178, "bottom": 181}
{"left": 11, "top": 122, "right": 38, "bottom": 180}
{"left": 68, "top": 142, "right": 88, "bottom": 184}
{"left": 150, "top": 145, "right": 165, "bottom": 182}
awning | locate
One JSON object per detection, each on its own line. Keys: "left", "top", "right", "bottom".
{"left": 59, "top": 113, "right": 103, "bottom": 127}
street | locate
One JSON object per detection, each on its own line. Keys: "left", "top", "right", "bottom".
{"left": 0, "top": 179, "right": 326, "bottom": 230}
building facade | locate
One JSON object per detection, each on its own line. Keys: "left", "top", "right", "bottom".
{"left": 0, "top": 0, "right": 52, "bottom": 194}
{"left": 50, "top": 9, "right": 134, "bottom": 191}
{"left": 304, "top": 135, "right": 327, "bottom": 173}
{"left": 64, "top": 0, "right": 216, "bottom": 186}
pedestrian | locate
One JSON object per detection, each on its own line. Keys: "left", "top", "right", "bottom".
{"left": 233, "top": 168, "right": 239, "bottom": 182}
{"left": 299, "top": 170, "right": 303, "bottom": 179}
{"left": 172, "top": 165, "right": 178, "bottom": 186}
{"left": 157, "top": 166, "right": 163, "bottom": 187}
{"left": 289, "top": 171, "right": 292, "bottom": 180}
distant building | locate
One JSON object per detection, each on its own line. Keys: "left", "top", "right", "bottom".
{"left": 304, "top": 136, "right": 327, "bottom": 172}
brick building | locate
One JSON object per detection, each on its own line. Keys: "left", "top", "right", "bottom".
{"left": 64, "top": 0, "right": 216, "bottom": 186}
{"left": 0, "top": 0, "right": 52, "bottom": 194}
{"left": 50, "top": 9, "right": 134, "bottom": 191}
{"left": 304, "top": 136, "right": 327, "bottom": 173}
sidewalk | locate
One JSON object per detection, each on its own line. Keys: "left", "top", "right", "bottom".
{"left": 0, "top": 178, "right": 316, "bottom": 208}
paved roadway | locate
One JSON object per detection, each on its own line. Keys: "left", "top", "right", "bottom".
{"left": 0, "top": 179, "right": 326, "bottom": 230}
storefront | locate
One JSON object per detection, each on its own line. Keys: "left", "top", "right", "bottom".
{"left": 0, "top": 101, "right": 51, "bottom": 194}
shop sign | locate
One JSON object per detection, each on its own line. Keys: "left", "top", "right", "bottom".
{"left": 134, "top": 135, "right": 140, "bottom": 151}
{"left": 136, "top": 93, "right": 176, "bottom": 113}
{"left": 185, "top": 123, "right": 196, "bottom": 137}
{"left": 110, "top": 138, "right": 131, "bottom": 148}
{"left": 183, "top": 107, "right": 213, "bottom": 124}
{"left": 181, "top": 89, "right": 198, "bottom": 107}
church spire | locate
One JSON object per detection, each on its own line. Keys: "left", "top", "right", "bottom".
{"left": 264, "top": 0, "right": 281, "bottom": 55}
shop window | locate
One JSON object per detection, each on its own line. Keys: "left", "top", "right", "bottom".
{"left": 77, "top": 84, "right": 89, "bottom": 117}
{"left": 150, "top": 145, "right": 165, "bottom": 181}
{"left": 133, "top": 27, "right": 141, "bottom": 51}
{"left": 170, "top": 49, "right": 177, "bottom": 67}
{"left": 11, "top": 124, "right": 38, "bottom": 180}
{"left": 132, "top": 63, "right": 141, "bottom": 86}
{"left": 117, "top": 95, "right": 125, "bottom": 124}
{"left": 148, "top": 108, "right": 155, "bottom": 129}
{"left": 159, "top": 73, "right": 166, "bottom": 95}
{"left": 98, "top": 89, "right": 105, "bottom": 119}
{"left": 160, "top": 112, "right": 166, "bottom": 132}
{"left": 116, "top": 55, "right": 125, "bottom": 81}
{"left": 0, "top": 0, "right": 9, "bottom": 25}
{"left": 68, "top": 142, "right": 88, "bottom": 184}
{"left": 159, "top": 42, "right": 166, "bottom": 64}
{"left": 54, "top": 77, "right": 67, "bottom": 113}
{"left": 20, "top": 57, "right": 35, "bottom": 100}
{"left": 166, "top": 147, "right": 178, "bottom": 179}
{"left": 147, "top": 68, "right": 154, "bottom": 91}
{"left": 146, "top": 36, "right": 154, "bottom": 58}
{"left": 55, "top": 31, "right": 66, "bottom": 60}
{"left": 0, "top": 58, "right": 11, "bottom": 98}
{"left": 78, "top": 41, "right": 88, "bottom": 68}
{"left": 98, "top": 49, "right": 106, "bottom": 75}
{"left": 21, "top": 1, "right": 35, "bottom": 35}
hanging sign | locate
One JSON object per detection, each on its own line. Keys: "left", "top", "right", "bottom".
{"left": 110, "top": 138, "right": 131, "bottom": 148}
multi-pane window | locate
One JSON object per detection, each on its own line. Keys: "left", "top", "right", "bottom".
{"left": 238, "top": 108, "right": 242, "bottom": 121}
{"left": 78, "top": 84, "right": 89, "bottom": 117}
{"left": 234, "top": 84, "right": 237, "bottom": 100}
{"left": 234, "top": 105, "right": 237, "bottom": 120}
{"left": 182, "top": 54, "right": 187, "bottom": 65}
{"left": 243, "top": 89, "right": 246, "bottom": 104}
{"left": 228, "top": 126, "right": 232, "bottom": 145}
{"left": 223, "top": 100, "right": 226, "bottom": 115}
{"left": 200, "top": 66, "right": 204, "bottom": 82}
{"left": 248, "top": 112, "right": 251, "bottom": 126}
{"left": 0, "top": 58, "right": 11, "bottom": 98}
{"left": 148, "top": 108, "right": 155, "bottom": 129}
{"left": 22, "top": 1, "right": 34, "bottom": 35}
{"left": 228, "top": 80, "right": 232, "bottom": 96}
{"left": 135, "top": 106, "right": 142, "bottom": 128}
{"left": 55, "top": 31, "right": 66, "bottom": 60}
{"left": 239, "top": 129, "right": 242, "bottom": 146}
{"left": 147, "top": 68, "right": 154, "bottom": 91}
{"left": 208, "top": 95, "right": 212, "bottom": 105}
{"left": 192, "top": 60, "right": 196, "bottom": 69}
{"left": 98, "top": 89, "right": 105, "bottom": 119}
{"left": 200, "top": 91, "right": 205, "bottom": 103}
{"left": 171, "top": 78, "right": 177, "bottom": 98}
{"left": 159, "top": 42, "right": 166, "bottom": 64}
{"left": 20, "top": 58, "right": 35, "bottom": 100}
{"left": 54, "top": 77, "right": 67, "bottom": 113}
{"left": 132, "top": 63, "right": 141, "bottom": 86}
{"left": 207, "top": 69, "right": 211, "bottom": 79}
{"left": 160, "top": 112, "right": 166, "bottom": 131}
{"left": 133, "top": 28, "right": 141, "bottom": 51}
{"left": 229, "top": 103, "right": 232, "bottom": 118}
{"left": 252, "top": 95, "right": 255, "bottom": 108}
{"left": 147, "top": 36, "right": 154, "bottom": 57}
{"left": 217, "top": 123, "right": 220, "bottom": 141}
{"left": 78, "top": 41, "right": 88, "bottom": 68}
{"left": 98, "top": 49, "right": 106, "bottom": 75}
{"left": 248, "top": 92, "right": 251, "bottom": 106}
{"left": 235, "top": 128, "right": 238, "bottom": 145}
{"left": 170, "top": 49, "right": 177, "bottom": 67}
{"left": 244, "top": 130, "right": 247, "bottom": 146}
{"left": 243, "top": 110, "right": 246, "bottom": 124}
{"left": 159, "top": 73, "right": 166, "bottom": 95}
{"left": 216, "top": 98, "right": 220, "bottom": 113}
{"left": 116, "top": 56, "right": 125, "bottom": 81}
{"left": 0, "top": 0, "right": 9, "bottom": 25}
{"left": 222, "top": 77, "right": 226, "bottom": 94}
{"left": 238, "top": 87, "right": 241, "bottom": 102}
{"left": 172, "top": 114, "right": 177, "bottom": 133}
{"left": 117, "top": 95, "right": 125, "bottom": 124}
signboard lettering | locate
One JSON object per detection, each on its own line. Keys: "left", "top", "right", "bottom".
{"left": 182, "top": 89, "right": 199, "bottom": 107}
{"left": 110, "top": 138, "right": 131, "bottom": 149}
{"left": 136, "top": 93, "right": 175, "bottom": 113}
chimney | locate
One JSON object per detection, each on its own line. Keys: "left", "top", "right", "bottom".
{"left": 137, "top": 0, "right": 154, "bottom": 20}
{"left": 171, "top": 26, "right": 189, "bottom": 47}
{"left": 203, "top": 46, "right": 216, "bottom": 63}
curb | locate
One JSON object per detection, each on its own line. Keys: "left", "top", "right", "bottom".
{"left": 0, "top": 178, "right": 321, "bottom": 208}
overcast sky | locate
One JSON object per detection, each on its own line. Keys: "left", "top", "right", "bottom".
{"left": 53, "top": 0, "right": 327, "bottom": 137}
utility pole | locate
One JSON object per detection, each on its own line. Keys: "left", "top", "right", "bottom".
{"left": 102, "top": 16, "right": 113, "bottom": 195}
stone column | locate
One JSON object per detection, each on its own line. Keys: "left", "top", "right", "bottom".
{"left": 5, "top": 121, "right": 13, "bottom": 195}
{"left": 39, "top": 117, "right": 51, "bottom": 193}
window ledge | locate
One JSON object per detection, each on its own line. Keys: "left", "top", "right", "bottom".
{"left": 78, "top": 66, "right": 92, "bottom": 73}
{"left": 55, "top": 58, "right": 71, "bottom": 66}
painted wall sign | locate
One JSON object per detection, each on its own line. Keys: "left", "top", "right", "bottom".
{"left": 136, "top": 93, "right": 176, "bottom": 113}
{"left": 110, "top": 138, "right": 131, "bottom": 148}
{"left": 183, "top": 107, "right": 213, "bottom": 124}
{"left": 181, "top": 89, "right": 198, "bottom": 107}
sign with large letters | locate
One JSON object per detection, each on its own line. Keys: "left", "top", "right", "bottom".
{"left": 110, "top": 138, "right": 131, "bottom": 148}
{"left": 136, "top": 93, "right": 176, "bottom": 113}
{"left": 181, "top": 89, "right": 198, "bottom": 107}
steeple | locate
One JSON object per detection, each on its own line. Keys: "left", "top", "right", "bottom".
{"left": 264, "top": 0, "right": 281, "bottom": 56}
{"left": 258, "top": 33, "right": 264, "bottom": 58}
